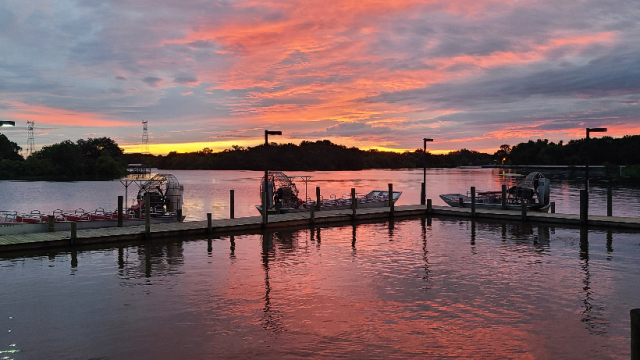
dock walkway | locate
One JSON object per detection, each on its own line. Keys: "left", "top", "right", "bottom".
{"left": 1, "top": 204, "right": 639, "bottom": 253}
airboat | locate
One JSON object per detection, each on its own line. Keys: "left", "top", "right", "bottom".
{"left": 255, "top": 171, "right": 402, "bottom": 214}
{"left": 439, "top": 172, "right": 551, "bottom": 212}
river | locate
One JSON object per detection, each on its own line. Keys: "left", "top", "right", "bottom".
{"left": 1, "top": 168, "right": 639, "bottom": 359}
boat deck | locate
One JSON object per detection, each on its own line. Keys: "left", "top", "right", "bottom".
{"left": 1, "top": 204, "right": 640, "bottom": 253}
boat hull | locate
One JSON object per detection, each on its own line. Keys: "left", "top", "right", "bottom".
{"left": 440, "top": 194, "right": 550, "bottom": 213}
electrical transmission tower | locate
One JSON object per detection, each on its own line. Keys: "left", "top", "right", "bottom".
{"left": 141, "top": 119, "right": 149, "bottom": 153}
{"left": 26, "top": 121, "right": 35, "bottom": 157}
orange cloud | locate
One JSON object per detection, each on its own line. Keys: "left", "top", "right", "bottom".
{"left": 4, "top": 102, "right": 132, "bottom": 127}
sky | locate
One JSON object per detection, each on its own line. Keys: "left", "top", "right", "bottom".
{"left": 1, "top": 0, "right": 639, "bottom": 155}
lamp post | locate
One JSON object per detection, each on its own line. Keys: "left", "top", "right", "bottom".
{"left": 263, "top": 130, "right": 282, "bottom": 225}
{"left": 0, "top": 121, "right": 16, "bottom": 127}
{"left": 584, "top": 127, "right": 607, "bottom": 222}
{"left": 422, "top": 138, "right": 433, "bottom": 205}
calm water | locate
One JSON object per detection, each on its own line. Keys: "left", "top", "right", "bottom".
{"left": 1, "top": 168, "right": 639, "bottom": 219}
{"left": 2, "top": 169, "right": 640, "bottom": 359}
{"left": 1, "top": 219, "right": 639, "bottom": 359}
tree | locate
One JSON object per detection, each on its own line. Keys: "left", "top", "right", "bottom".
{"left": 0, "top": 133, "right": 24, "bottom": 161}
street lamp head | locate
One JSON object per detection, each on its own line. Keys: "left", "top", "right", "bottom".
{"left": 423, "top": 138, "right": 433, "bottom": 142}
{"left": 266, "top": 130, "right": 282, "bottom": 136}
{"left": 587, "top": 127, "right": 607, "bottom": 133}
{"left": 0, "top": 120, "right": 16, "bottom": 127}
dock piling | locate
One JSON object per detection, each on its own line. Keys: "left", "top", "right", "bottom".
{"left": 262, "top": 191, "right": 267, "bottom": 226}
{"left": 471, "top": 187, "right": 476, "bottom": 218}
{"left": 177, "top": 209, "right": 183, "bottom": 222}
{"left": 145, "top": 194, "right": 150, "bottom": 239}
{"left": 580, "top": 189, "right": 588, "bottom": 225}
{"left": 427, "top": 199, "right": 432, "bottom": 215}
{"left": 207, "top": 213, "right": 212, "bottom": 234}
{"left": 421, "top": 183, "right": 426, "bottom": 205}
{"left": 70, "top": 222, "right": 77, "bottom": 244}
{"left": 316, "top": 186, "right": 321, "bottom": 210}
{"left": 607, "top": 186, "right": 612, "bottom": 217}
{"left": 310, "top": 203, "right": 315, "bottom": 224}
{"left": 632, "top": 308, "right": 640, "bottom": 360}
{"left": 48, "top": 215, "right": 55, "bottom": 232}
{"left": 230, "top": 190, "right": 235, "bottom": 219}
{"left": 501, "top": 185, "right": 507, "bottom": 210}
{"left": 389, "top": 183, "right": 394, "bottom": 216}
{"left": 521, "top": 202, "right": 527, "bottom": 221}
{"left": 351, "top": 188, "right": 357, "bottom": 219}
{"left": 458, "top": 197, "right": 464, "bottom": 208}
{"left": 117, "top": 196, "right": 123, "bottom": 227}
{"left": 550, "top": 201, "right": 555, "bottom": 213}
{"left": 275, "top": 202, "right": 281, "bottom": 214}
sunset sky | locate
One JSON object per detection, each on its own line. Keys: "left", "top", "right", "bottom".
{"left": 1, "top": 0, "right": 639, "bottom": 155}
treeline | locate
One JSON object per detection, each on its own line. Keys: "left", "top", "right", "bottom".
{"left": 0, "top": 134, "right": 126, "bottom": 180}
{"left": 496, "top": 135, "right": 640, "bottom": 165}
{"left": 153, "top": 140, "right": 492, "bottom": 170}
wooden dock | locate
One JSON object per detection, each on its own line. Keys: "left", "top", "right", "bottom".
{"left": 1, "top": 204, "right": 639, "bottom": 253}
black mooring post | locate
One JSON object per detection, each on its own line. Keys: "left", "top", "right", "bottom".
{"left": 310, "top": 203, "right": 315, "bottom": 225}
{"left": 421, "top": 183, "right": 426, "bottom": 205}
{"left": 607, "top": 186, "right": 612, "bottom": 217}
{"left": 632, "top": 308, "right": 640, "bottom": 360}
{"left": 470, "top": 186, "right": 476, "bottom": 218}
{"left": 70, "top": 222, "right": 77, "bottom": 245}
{"left": 501, "top": 185, "right": 507, "bottom": 210}
{"left": 230, "top": 190, "right": 235, "bottom": 219}
{"left": 117, "top": 195, "right": 123, "bottom": 227}
{"left": 427, "top": 199, "right": 432, "bottom": 215}
{"left": 351, "top": 188, "right": 356, "bottom": 219}
{"left": 207, "top": 213, "right": 212, "bottom": 234}
{"left": 389, "top": 183, "right": 394, "bottom": 216}
{"left": 316, "top": 186, "right": 321, "bottom": 210}
{"left": 580, "top": 189, "right": 588, "bottom": 226}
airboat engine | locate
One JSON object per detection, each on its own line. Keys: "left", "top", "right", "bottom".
{"left": 536, "top": 178, "right": 550, "bottom": 206}
{"left": 136, "top": 174, "right": 183, "bottom": 216}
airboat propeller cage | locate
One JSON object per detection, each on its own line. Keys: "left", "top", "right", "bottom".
{"left": 136, "top": 174, "right": 183, "bottom": 213}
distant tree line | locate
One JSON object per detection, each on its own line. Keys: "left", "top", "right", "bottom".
{"left": 495, "top": 135, "right": 640, "bottom": 166}
{"left": 3, "top": 134, "right": 640, "bottom": 181}
{"left": 0, "top": 134, "right": 126, "bottom": 180}
{"left": 150, "top": 140, "right": 492, "bottom": 171}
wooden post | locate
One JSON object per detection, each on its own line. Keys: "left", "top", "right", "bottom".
{"left": 550, "top": 201, "right": 555, "bottom": 213}
{"left": 607, "top": 186, "right": 612, "bottom": 217}
{"left": 351, "top": 188, "right": 356, "bottom": 218}
{"left": 580, "top": 189, "right": 588, "bottom": 226}
{"left": 316, "top": 186, "right": 321, "bottom": 210}
{"left": 632, "top": 308, "right": 640, "bottom": 360}
{"left": 421, "top": 183, "right": 426, "bottom": 205}
{"left": 177, "top": 209, "right": 183, "bottom": 222}
{"left": 70, "top": 222, "right": 77, "bottom": 244}
{"left": 48, "top": 215, "right": 55, "bottom": 232}
{"left": 310, "top": 203, "right": 315, "bottom": 224}
{"left": 145, "top": 194, "right": 150, "bottom": 239}
{"left": 117, "top": 195, "right": 123, "bottom": 227}
{"left": 470, "top": 186, "right": 476, "bottom": 218}
{"left": 262, "top": 191, "right": 268, "bottom": 225}
{"left": 389, "top": 183, "right": 394, "bottom": 216}
{"left": 521, "top": 202, "right": 527, "bottom": 221}
{"left": 230, "top": 190, "right": 235, "bottom": 219}
{"left": 458, "top": 197, "right": 464, "bottom": 208}
{"left": 501, "top": 185, "right": 507, "bottom": 210}
{"left": 427, "top": 199, "right": 432, "bottom": 215}
{"left": 275, "top": 202, "right": 281, "bottom": 214}
{"left": 207, "top": 213, "right": 212, "bottom": 234}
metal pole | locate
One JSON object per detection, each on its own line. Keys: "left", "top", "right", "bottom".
{"left": 607, "top": 186, "right": 612, "bottom": 217}
{"left": 230, "top": 190, "right": 235, "bottom": 219}
{"left": 351, "top": 188, "right": 356, "bottom": 219}
{"left": 145, "top": 194, "right": 150, "bottom": 239}
{"left": 501, "top": 185, "right": 507, "bottom": 210}
{"left": 585, "top": 130, "right": 590, "bottom": 218}
{"left": 264, "top": 130, "right": 269, "bottom": 226}
{"left": 389, "top": 183, "right": 394, "bottom": 216}
{"left": 580, "top": 189, "right": 588, "bottom": 225}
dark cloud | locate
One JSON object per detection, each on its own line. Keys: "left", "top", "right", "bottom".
{"left": 143, "top": 77, "right": 163, "bottom": 87}
{"left": 174, "top": 76, "right": 198, "bottom": 85}
{"left": 115, "top": 76, "right": 128, "bottom": 81}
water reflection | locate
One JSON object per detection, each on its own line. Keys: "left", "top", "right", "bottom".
{"left": 116, "top": 241, "right": 185, "bottom": 281}
{"left": 261, "top": 233, "right": 283, "bottom": 333}
{"left": 421, "top": 217, "right": 430, "bottom": 288}
{"left": 579, "top": 228, "right": 609, "bottom": 336}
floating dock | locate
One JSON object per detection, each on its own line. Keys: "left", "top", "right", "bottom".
{"left": 2, "top": 204, "right": 639, "bottom": 253}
